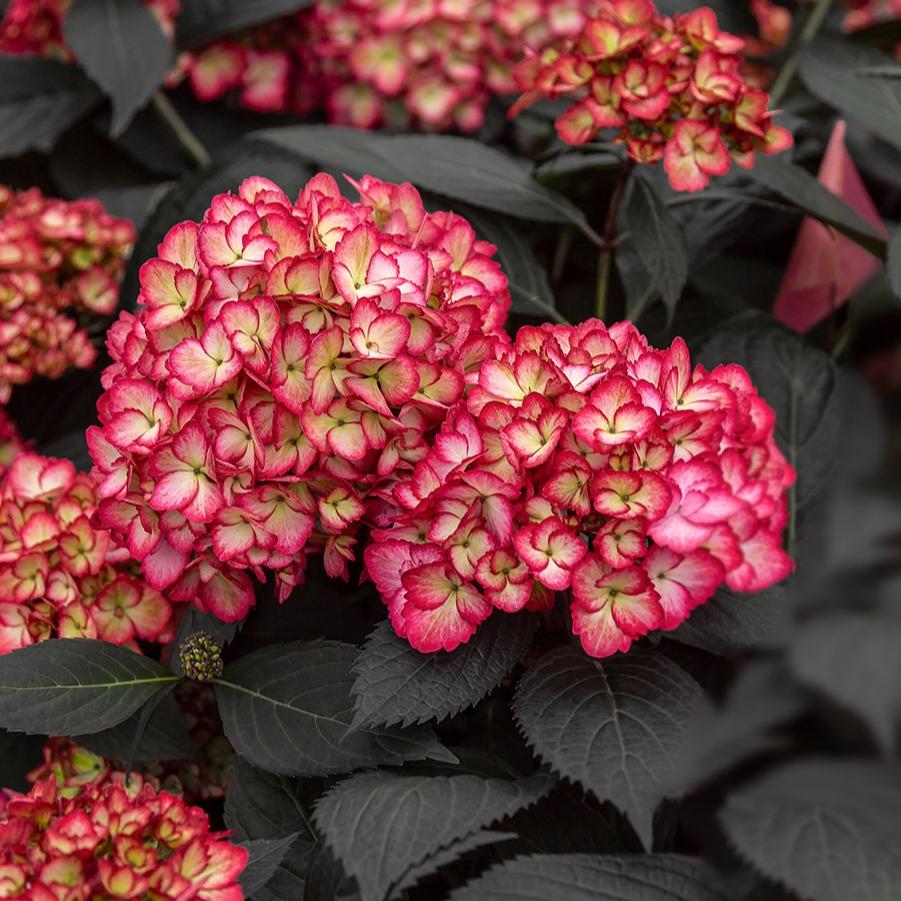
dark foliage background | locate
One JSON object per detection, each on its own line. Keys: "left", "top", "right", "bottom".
{"left": 0, "top": 1, "right": 900, "bottom": 899}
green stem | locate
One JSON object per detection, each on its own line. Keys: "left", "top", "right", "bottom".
{"left": 151, "top": 91, "right": 211, "bottom": 170}
{"left": 595, "top": 160, "right": 634, "bottom": 321}
{"left": 769, "top": 0, "right": 835, "bottom": 105}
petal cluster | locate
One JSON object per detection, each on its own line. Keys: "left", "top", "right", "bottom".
{"left": 0, "top": 452, "right": 174, "bottom": 654}
{"left": 0, "top": 186, "right": 135, "bottom": 402}
{"left": 89, "top": 173, "right": 511, "bottom": 623}
{"left": 365, "top": 319, "right": 795, "bottom": 657}
{"left": 510, "top": 0, "right": 793, "bottom": 191}
{"left": 178, "top": 0, "right": 594, "bottom": 130}
{"left": 0, "top": 755, "right": 247, "bottom": 900}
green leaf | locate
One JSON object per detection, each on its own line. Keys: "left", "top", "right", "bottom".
{"left": 625, "top": 172, "right": 688, "bottom": 317}
{"left": 63, "top": 0, "right": 173, "bottom": 136}
{"left": 800, "top": 40, "right": 901, "bottom": 159}
{"left": 313, "top": 770, "right": 552, "bottom": 901}
{"left": 748, "top": 155, "right": 886, "bottom": 259}
{"left": 214, "top": 641, "right": 455, "bottom": 776}
{"left": 790, "top": 613, "right": 901, "bottom": 754}
{"left": 121, "top": 140, "right": 313, "bottom": 309}
{"left": 0, "top": 640, "right": 178, "bottom": 736}
{"left": 450, "top": 853, "right": 730, "bottom": 901}
{"left": 513, "top": 647, "right": 701, "bottom": 847}
{"left": 888, "top": 226, "right": 901, "bottom": 300}
{"left": 239, "top": 834, "right": 303, "bottom": 896}
{"left": 351, "top": 615, "right": 537, "bottom": 730}
{"left": 0, "top": 57, "right": 100, "bottom": 157}
{"left": 177, "top": 0, "right": 314, "bottom": 46}
{"left": 304, "top": 843, "right": 361, "bottom": 901}
{"left": 75, "top": 690, "right": 195, "bottom": 762}
{"left": 670, "top": 584, "right": 791, "bottom": 655}
{"left": 225, "top": 757, "right": 316, "bottom": 900}
{"left": 669, "top": 661, "right": 807, "bottom": 795}
{"left": 699, "top": 315, "right": 843, "bottom": 514}
{"left": 721, "top": 760, "right": 901, "bottom": 901}
{"left": 257, "top": 125, "right": 589, "bottom": 226}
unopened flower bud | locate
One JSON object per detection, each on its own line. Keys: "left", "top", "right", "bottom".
{"left": 180, "top": 631, "right": 223, "bottom": 681}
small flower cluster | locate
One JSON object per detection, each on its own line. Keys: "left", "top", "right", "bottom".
{"left": 842, "top": 0, "right": 901, "bottom": 31}
{"left": 511, "top": 0, "right": 793, "bottom": 191}
{"left": 0, "top": 452, "right": 174, "bottom": 654}
{"left": 0, "top": 752, "right": 247, "bottom": 900}
{"left": 365, "top": 319, "right": 794, "bottom": 658}
{"left": 180, "top": 0, "right": 594, "bottom": 130}
{"left": 0, "top": 0, "right": 176, "bottom": 55}
{"left": 33, "top": 688, "right": 232, "bottom": 803}
{"left": 89, "top": 174, "right": 511, "bottom": 622}
{"left": 0, "top": 186, "right": 135, "bottom": 402}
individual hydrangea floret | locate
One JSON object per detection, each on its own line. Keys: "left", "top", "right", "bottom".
{"left": 0, "top": 185, "right": 135, "bottom": 401}
{"left": 0, "top": 452, "right": 174, "bottom": 654}
{"left": 510, "top": 0, "right": 793, "bottom": 191}
{"left": 365, "top": 318, "right": 795, "bottom": 658}
{"left": 89, "top": 173, "right": 511, "bottom": 623}
{"left": 0, "top": 752, "right": 248, "bottom": 900}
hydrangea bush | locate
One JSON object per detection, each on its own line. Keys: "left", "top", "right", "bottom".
{"left": 0, "top": 187, "right": 134, "bottom": 401}
{"left": 0, "top": 1, "right": 898, "bottom": 899}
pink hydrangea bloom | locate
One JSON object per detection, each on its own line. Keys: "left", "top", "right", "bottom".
{"left": 89, "top": 173, "right": 511, "bottom": 623}
{"left": 0, "top": 452, "right": 174, "bottom": 654}
{"left": 365, "top": 319, "right": 795, "bottom": 657}
{"left": 176, "top": 0, "right": 595, "bottom": 129}
{"left": 0, "top": 0, "right": 177, "bottom": 55}
{"left": 510, "top": 0, "right": 793, "bottom": 191}
{"left": 0, "top": 761, "right": 247, "bottom": 900}
{"left": 0, "top": 185, "right": 135, "bottom": 402}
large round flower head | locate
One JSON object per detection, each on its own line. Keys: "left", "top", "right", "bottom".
{"left": 365, "top": 318, "right": 795, "bottom": 657}
{"left": 89, "top": 173, "right": 512, "bottom": 622}
{"left": 510, "top": 0, "right": 793, "bottom": 191}
{"left": 179, "top": 0, "right": 596, "bottom": 129}
{"left": 0, "top": 452, "right": 174, "bottom": 654}
{"left": 0, "top": 752, "right": 248, "bottom": 900}
{"left": 0, "top": 186, "right": 135, "bottom": 402}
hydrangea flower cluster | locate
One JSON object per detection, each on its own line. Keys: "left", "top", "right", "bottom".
{"left": 0, "top": 0, "right": 176, "bottom": 55}
{"left": 89, "top": 173, "right": 511, "bottom": 622}
{"left": 0, "top": 754, "right": 247, "bottom": 900}
{"left": 510, "top": 0, "right": 793, "bottom": 191}
{"left": 365, "top": 319, "right": 794, "bottom": 657}
{"left": 0, "top": 452, "right": 174, "bottom": 654}
{"left": 179, "top": 0, "right": 595, "bottom": 130}
{"left": 0, "top": 186, "right": 135, "bottom": 402}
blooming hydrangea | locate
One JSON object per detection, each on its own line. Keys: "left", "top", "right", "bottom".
{"left": 0, "top": 452, "right": 174, "bottom": 654}
{"left": 0, "top": 753, "right": 247, "bottom": 900}
{"left": 510, "top": 0, "right": 793, "bottom": 191}
{"left": 0, "top": 0, "right": 176, "bottom": 55}
{"left": 0, "top": 186, "right": 135, "bottom": 402}
{"left": 365, "top": 319, "right": 794, "bottom": 657}
{"left": 180, "top": 0, "right": 595, "bottom": 130}
{"left": 89, "top": 173, "right": 511, "bottom": 622}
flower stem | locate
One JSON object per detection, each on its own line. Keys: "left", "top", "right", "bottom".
{"left": 769, "top": 0, "right": 835, "bottom": 105}
{"left": 151, "top": 91, "right": 211, "bottom": 170}
{"left": 595, "top": 160, "right": 634, "bottom": 321}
